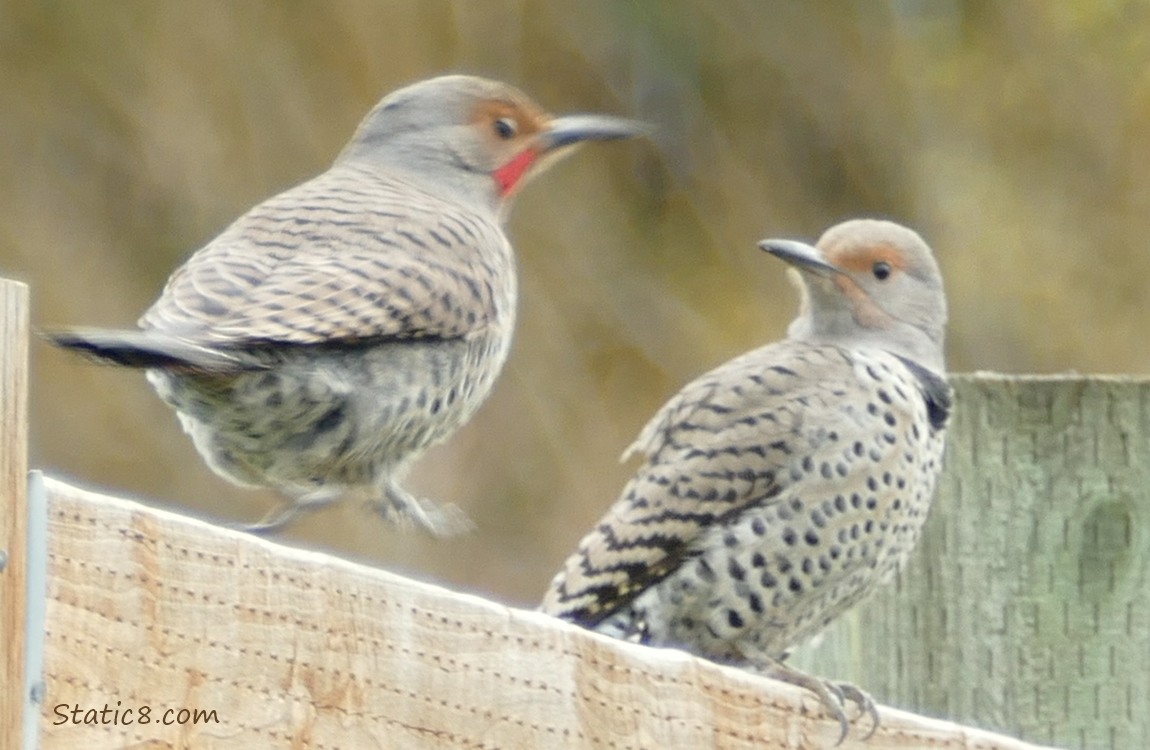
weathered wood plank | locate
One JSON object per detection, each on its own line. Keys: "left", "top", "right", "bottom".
{"left": 792, "top": 374, "right": 1150, "bottom": 750}
{"left": 38, "top": 477, "right": 1054, "bottom": 749}
{"left": 0, "top": 279, "right": 30, "bottom": 750}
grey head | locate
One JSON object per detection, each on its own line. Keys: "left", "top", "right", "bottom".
{"left": 336, "top": 74, "right": 646, "bottom": 214}
{"left": 759, "top": 219, "right": 948, "bottom": 372}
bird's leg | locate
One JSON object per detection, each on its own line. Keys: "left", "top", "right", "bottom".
{"left": 745, "top": 653, "right": 879, "bottom": 745}
{"left": 372, "top": 481, "right": 475, "bottom": 538}
{"left": 239, "top": 503, "right": 303, "bottom": 534}
{"left": 237, "top": 489, "right": 341, "bottom": 534}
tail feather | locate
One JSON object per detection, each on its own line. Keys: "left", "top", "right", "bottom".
{"left": 42, "top": 327, "right": 263, "bottom": 373}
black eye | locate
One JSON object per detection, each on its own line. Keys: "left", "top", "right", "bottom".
{"left": 494, "top": 117, "right": 518, "bottom": 140}
{"left": 872, "top": 261, "right": 892, "bottom": 281}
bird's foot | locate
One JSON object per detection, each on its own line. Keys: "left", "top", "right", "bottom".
{"left": 235, "top": 503, "right": 302, "bottom": 534}
{"left": 754, "top": 657, "right": 878, "bottom": 745}
{"left": 234, "top": 490, "right": 341, "bottom": 535}
{"left": 373, "top": 484, "right": 475, "bottom": 537}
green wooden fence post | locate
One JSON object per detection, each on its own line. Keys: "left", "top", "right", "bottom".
{"left": 792, "top": 374, "right": 1150, "bottom": 750}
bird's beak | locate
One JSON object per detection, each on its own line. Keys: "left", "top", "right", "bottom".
{"left": 493, "top": 114, "right": 646, "bottom": 201}
{"left": 537, "top": 114, "right": 650, "bottom": 152}
{"left": 758, "top": 239, "right": 842, "bottom": 276}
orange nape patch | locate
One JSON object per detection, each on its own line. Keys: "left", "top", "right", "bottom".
{"left": 827, "top": 243, "right": 907, "bottom": 274}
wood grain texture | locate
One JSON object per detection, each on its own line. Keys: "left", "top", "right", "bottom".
{"left": 792, "top": 374, "right": 1150, "bottom": 750}
{"left": 38, "top": 477, "right": 1053, "bottom": 750}
{"left": 0, "top": 279, "right": 29, "bottom": 750}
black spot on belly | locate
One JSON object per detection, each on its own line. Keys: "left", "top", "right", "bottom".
{"left": 313, "top": 405, "right": 346, "bottom": 433}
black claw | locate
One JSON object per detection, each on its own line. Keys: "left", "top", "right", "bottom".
{"left": 836, "top": 681, "right": 880, "bottom": 742}
{"left": 853, "top": 689, "right": 880, "bottom": 739}
{"left": 832, "top": 710, "right": 850, "bottom": 746}
{"left": 822, "top": 686, "right": 851, "bottom": 745}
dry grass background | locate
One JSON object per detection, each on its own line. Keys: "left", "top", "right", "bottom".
{"left": 3, "top": 0, "right": 1149, "bottom": 605}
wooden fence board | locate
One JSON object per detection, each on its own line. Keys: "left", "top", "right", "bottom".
{"left": 39, "top": 476, "right": 1057, "bottom": 750}
{"left": 0, "top": 279, "right": 30, "bottom": 750}
{"left": 792, "top": 375, "right": 1150, "bottom": 750}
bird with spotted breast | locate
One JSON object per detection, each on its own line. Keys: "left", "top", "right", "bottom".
{"left": 47, "top": 74, "right": 644, "bottom": 535}
{"left": 540, "top": 219, "right": 951, "bottom": 743}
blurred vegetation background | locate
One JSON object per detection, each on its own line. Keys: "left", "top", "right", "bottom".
{"left": 3, "top": 1, "right": 1149, "bottom": 607}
